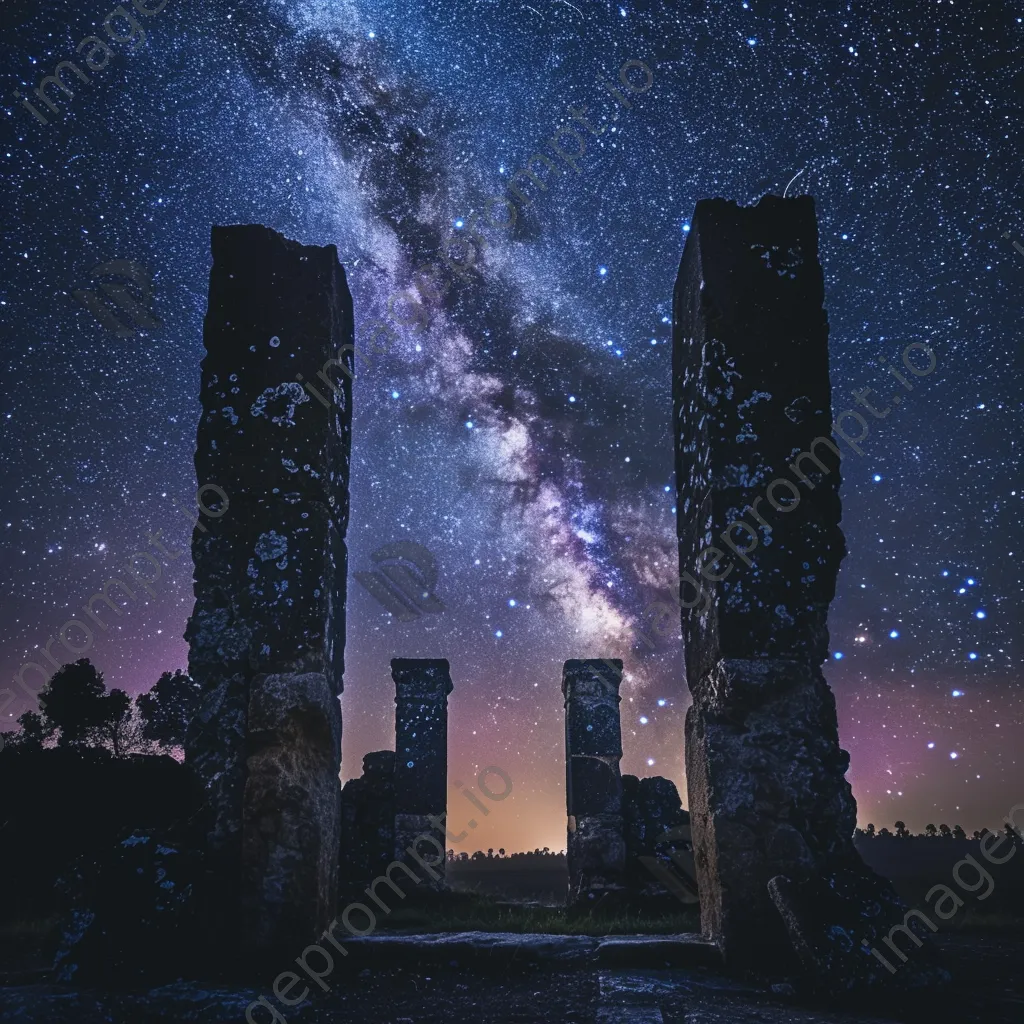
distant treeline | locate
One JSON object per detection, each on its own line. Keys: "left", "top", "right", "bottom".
{"left": 446, "top": 849, "right": 565, "bottom": 862}
{"left": 856, "top": 821, "right": 1021, "bottom": 842}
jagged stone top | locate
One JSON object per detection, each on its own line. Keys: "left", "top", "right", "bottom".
{"left": 209, "top": 223, "right": 344, "bottom": 273}
{"left": 678, "top": 194, "right": 825, "bottom": 329}
{"left": 561, "top": 659, "right": 623, "bottom": 700}
{"left": 362, "top": 750, "right": 396, "bottom": 776}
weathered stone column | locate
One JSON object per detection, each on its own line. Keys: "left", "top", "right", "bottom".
{"left": 391, "top": 659, "right": 452, "bottom": 889}
{"left": 562, "top": 659, "right": 626, "bottom": 905}
{"left": 185, "top": 224, "right": 352, "bottom": 957}
{"left": 673, "top": 197, "right": 944, "bottom": 986}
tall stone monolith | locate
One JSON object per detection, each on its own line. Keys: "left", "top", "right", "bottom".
{"left": 673, "top": 197, "right": 946, "bottom": 986}
{"left": 391, "top": 659, "right": 453, "bottom": 889}
{"left": 562, "top": 659, "right": 626, "bottom": 904}
{"left": 185, "top": 224, "right": 352, "bottom": 957}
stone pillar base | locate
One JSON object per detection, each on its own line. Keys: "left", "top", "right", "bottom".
{"left": 685, "top": 658, "right": 904, "bottom": 972}
{"left": 394, "top": 813, "right": 447, "bottom": 891}
{"left": 241, "top": 671, "right": 342, "bottom": 955}
{"left": 567, "top": 813, "right": 626, "bottom": 903}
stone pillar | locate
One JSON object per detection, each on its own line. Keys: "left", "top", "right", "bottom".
{"left": 672, "top": 197, "right": 944, "bottom": 985}
{"left": 184, "top": 224, "right": 352, "bottom": 957}
{"left": 562, "top": 659, "right": 626, "bottom": 905}
{"left": 391, "top": 659, "right": 453, "bottom": 889}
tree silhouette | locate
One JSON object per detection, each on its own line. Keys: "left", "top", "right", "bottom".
{"left": 952, "top": 825, "right": 966, "bottom": 840}
{"left": 93, "top": 688, "right": 135, "bottom": 758}
{"left": 11, "top": 710, "right": 46, "bottom": 750}
{"left": 38, "top": 660, "right": 108, "bottom": 749}
{"left": 925, "top": 823, "right": 938, "bottom": 837}
{"left": 36, "top": 659, "right": 146, "bottom": 756}
{"left": 939, "top": 824, "right": 952, "bottom": 838}
{"left": 894, "top": 821, "right": 909, "bottom": 838}
{"left": 865, "top": 823, "right": 876, "bottom": 838}
{"left": 498, "top": 848, "right": 505, "bottom": 858}
{"left": 878, "top": 827, "right": 893, "bottom": 837}
{"left": 137, "top": 670, "right": 201, "bottom": 750}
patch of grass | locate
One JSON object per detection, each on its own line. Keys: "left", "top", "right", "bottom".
{"left": 366, "top": 894, "right": 699, "bottom": 935}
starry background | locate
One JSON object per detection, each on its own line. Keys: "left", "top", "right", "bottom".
{"left": 1, "top": 0, "right": 1021, "bottom": 854}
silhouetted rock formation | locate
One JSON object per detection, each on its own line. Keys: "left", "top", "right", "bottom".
{"left": 621, "top": 774, "right": 696, "bottom": 902}
{"left": 340, "top": 750, "right": 396, "bottom": 888}
{"left": 392, "top": 659, "right": 453, "bottom": 889}
{"left": 184, "top": 224, "right": 353, "bottom": 957}
{"left": 562, "top": 659, "right": 625, "bottom": 904}
{"left": 673, "top": 196, "right": 945, "bottom": 988}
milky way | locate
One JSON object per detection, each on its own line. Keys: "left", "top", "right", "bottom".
{"left": 1, "top": 0, "right": 1021, "bottom": 852}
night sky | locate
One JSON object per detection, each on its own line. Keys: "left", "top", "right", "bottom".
{"left": 1, "top": 0, "right": 1021, "bottom": 854}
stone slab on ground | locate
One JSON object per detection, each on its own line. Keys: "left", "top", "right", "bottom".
{"left": 596, "top": 935, "right": 722, "bottom": 969}
{"left": 339, "top": 931, "right": 721, "bottom": 968}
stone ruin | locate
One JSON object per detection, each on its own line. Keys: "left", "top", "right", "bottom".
{"left": 562, "top": 659, "right": 626, "bottom": 903}
{"left": 336, "top": 655, "right": 689, "bottom": 910}
{"left": 672, "top": 196, "right": 944, "bottom": 986}
{"left": 620, "top": 775, "right": 695, "bottom": 904}
{"left": 184, "top": 224, "right": 353, "bottom": 957}
{"left": 562, "top": 658, "right": 695, "bottom": 908}
{"left": 171, "top": 202, "right": 944, "bottom": 990}
{"left": 339, "top": 749, "right": 395, "bottom": 887}
{"left": 392, "top": 659, "right": 454, "bottom": 888}
{"left": 339, "top": 659, "right": 453, "bottom": 892}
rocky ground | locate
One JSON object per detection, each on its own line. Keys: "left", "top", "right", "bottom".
{"left": 0, "top": 931, "right": 1022, "bottom": 1023}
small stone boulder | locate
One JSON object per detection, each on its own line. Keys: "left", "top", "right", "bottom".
{"left": 769, "top": 867, "right": 951, "bottom": 993}
{"left": 621, "top": 775, "right": 698, "bottom": 904}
